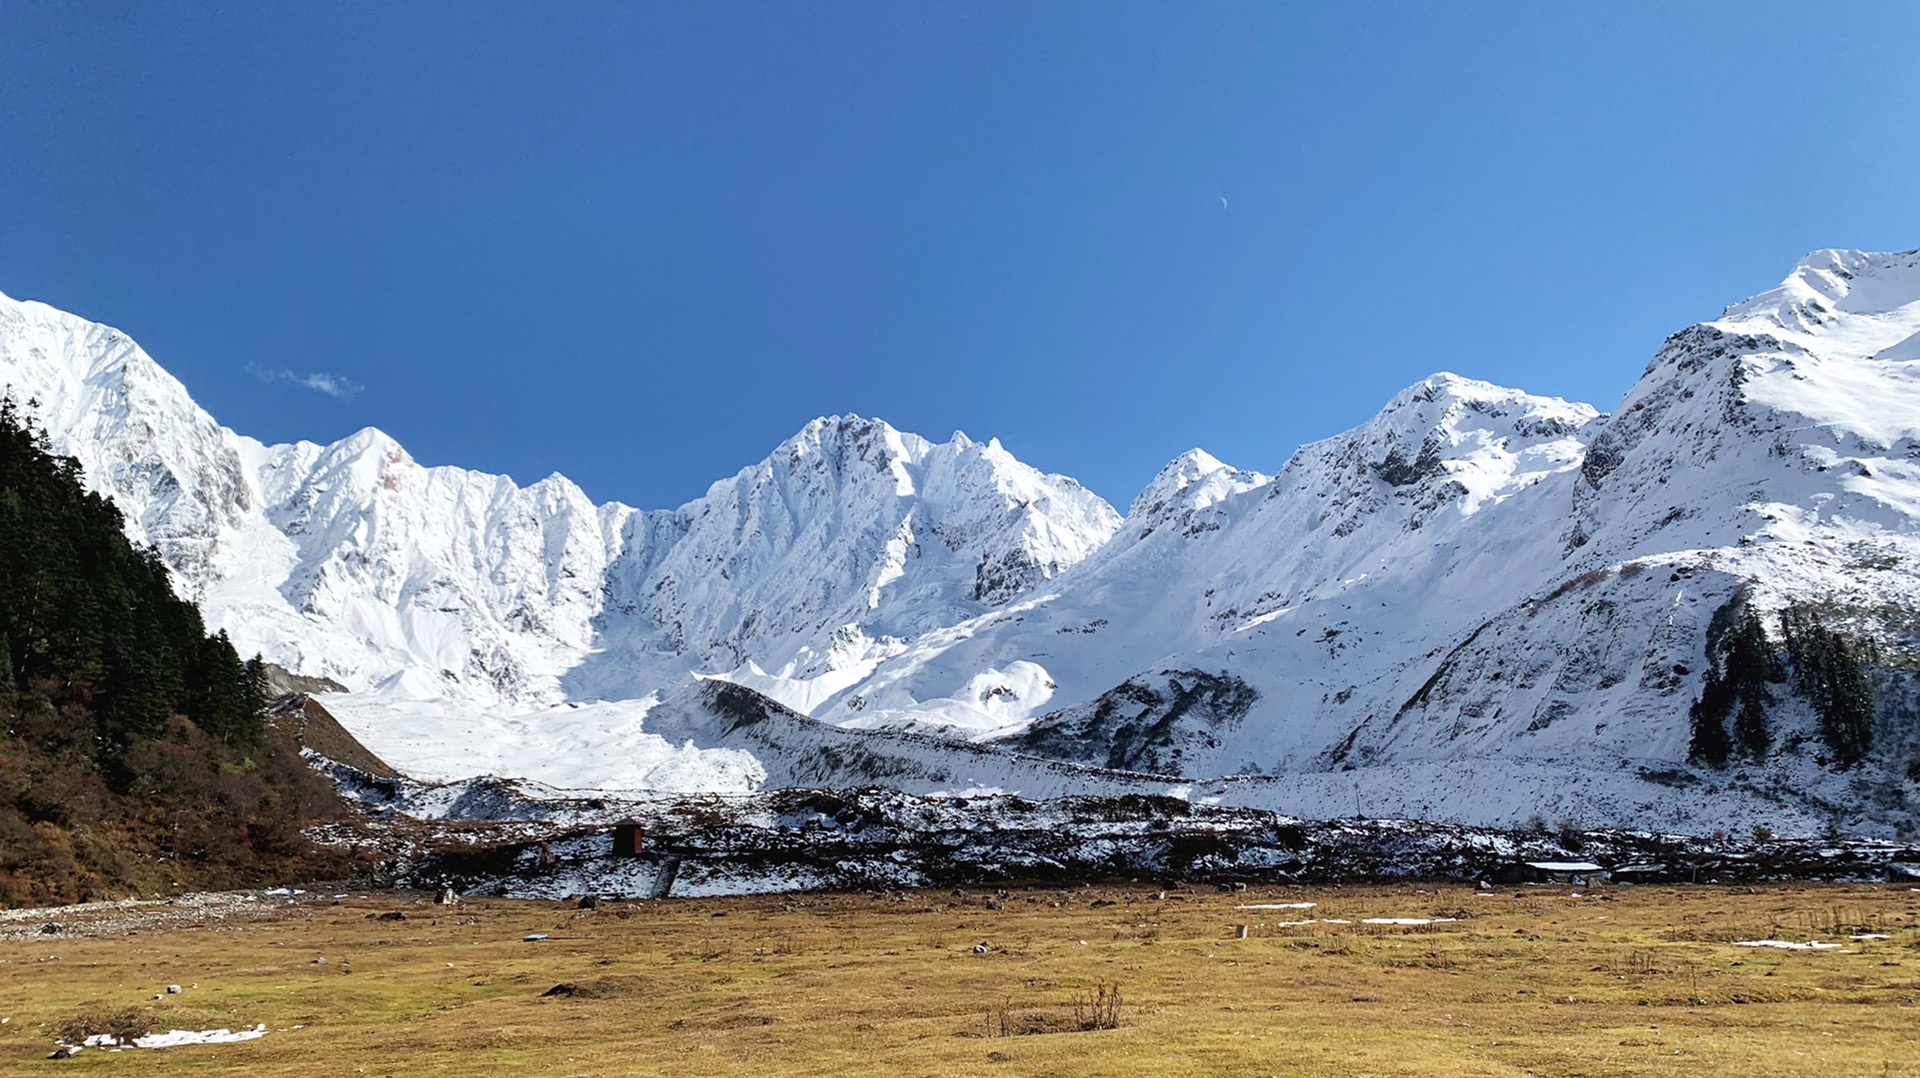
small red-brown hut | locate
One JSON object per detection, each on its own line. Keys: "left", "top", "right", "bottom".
{"left": 611, "top": 821, "right": 646, "bottom": 857}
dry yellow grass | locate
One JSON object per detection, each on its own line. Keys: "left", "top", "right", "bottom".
{"left": 2, "top": 882, "right": 1917, "bottom": 1076}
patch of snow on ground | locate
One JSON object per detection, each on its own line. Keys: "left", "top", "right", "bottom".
{"left": 82, "top": 1025, "right": 268, "bottom": 1049}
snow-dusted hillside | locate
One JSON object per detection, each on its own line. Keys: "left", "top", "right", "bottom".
{"left": 5, "top": 249, "right": 1919, "bottom": 837}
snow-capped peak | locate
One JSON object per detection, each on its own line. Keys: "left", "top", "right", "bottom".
{"left": 1263, "top": 373, "right": 1597, "bottom": 535}
{"left": 0, "top": 288, "right": 256, "bottom": 597}
{"left": 592, "top": 411, "right": 1122, "bottom": 699}
{"left": 1371, "top": 372, "right": 1598, "bottom": 446}
{"left": 1718, "top": 247, "right": 1920, "bottom": 354}
{"left": 1128, "top": 448, "right": 1269, "bottom": 521}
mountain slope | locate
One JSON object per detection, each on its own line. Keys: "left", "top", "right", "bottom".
{"left": 570, "top": 416, "right": 1119, "bottom": 707}
{"left": 817, "top": 373, "right": 1599, "bottom": 741}
{"left": 822, "top": 250, "right": 1920, "bottom": 833}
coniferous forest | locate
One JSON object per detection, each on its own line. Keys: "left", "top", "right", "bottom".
{"left": 0, "top": 400, "right": 356, "bottom": 906}
{"left": 1687, "top": 594, "right": 1882, "bottom": 772}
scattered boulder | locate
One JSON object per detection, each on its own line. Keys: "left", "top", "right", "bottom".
{"left": 376, "top": 911, "right": 407, "bottom": 922}
{"left": 166, "top": 985, "right": 181, "bottom": 995}
{"left": 577, "top": 895, "right": 600, "bottom": 910}
{"left": 39, "top": 923, "right": 61, "bottom": 935}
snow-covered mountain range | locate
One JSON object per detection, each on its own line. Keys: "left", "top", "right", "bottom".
{"left": 5, "top": 248, "right": 1919, "bottom": 836}
{"left": 0, "top": 294, "right": 1117, "bottom": 707}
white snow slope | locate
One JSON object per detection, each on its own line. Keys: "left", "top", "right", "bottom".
{"left": 5, "top": 248, "right": 1920, "bottom": 836}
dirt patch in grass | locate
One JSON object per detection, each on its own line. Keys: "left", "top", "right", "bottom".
{"left": 539, "top": 976, "right": 649, "bottom": 1000}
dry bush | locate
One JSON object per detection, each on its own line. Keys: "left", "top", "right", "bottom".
{"left": 57, "top": 1005, "right": 153, "bottom": 1045}
{"left": 1073, "top": 983, "right": 1122, "bottom": 1031}
{"left": 982, "top": 982, "right": 1123, "bottom": 1037}
{"left": 1795, "top": 904, "right": 1884, "bottom": 937}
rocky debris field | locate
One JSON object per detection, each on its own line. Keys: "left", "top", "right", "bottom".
{"left": 0, "top": 889, "right": 358, "bottom": 942}
{"left": 323, "top": 768, "right": 1920, "bottom": 900}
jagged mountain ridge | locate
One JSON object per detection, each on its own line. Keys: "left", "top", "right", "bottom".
{"left": 0, "top": 290, "right": 1121, "bottom": 707}
{"left": 821, "top": 372, "right": 1602, "bottom": 737}
{"left": 812, "top": 249, "right": 1920, "bottom": 833}
{"left": 5, "top": 249, "right": 1919, "bottom": 835}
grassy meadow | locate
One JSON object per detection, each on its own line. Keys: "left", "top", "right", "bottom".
{"left": 2, "top": 882, "right": 1917, "bottom": 1076}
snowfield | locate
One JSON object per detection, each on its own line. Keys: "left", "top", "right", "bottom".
{"left": 5, "top": 247, "right": 1920, "bottom": 837}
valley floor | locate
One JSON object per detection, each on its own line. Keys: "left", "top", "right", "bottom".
{"left": 2, "top": 883, "right": 1917, "bottom": 1076}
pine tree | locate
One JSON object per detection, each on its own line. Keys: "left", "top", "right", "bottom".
{"left": 244, "top": 655, "right": 270, "bottom": 711}
{"left": 187, "top": 631, "right": 260, "bottom": 745}
{"left": 1688, "top": 599, "right": 1780, "bottom": 767}
{"left": 0, "top": 397, "right": 262, "bottom": 759}
{"left": 1688, "top": 671, "right": 1734, "bottom": 768}
{"left": 1779, "top": 606, "right": 1874, "bottom": 766}
{"left": 1723, "top": 609, "right": 1778, "bottom": 757}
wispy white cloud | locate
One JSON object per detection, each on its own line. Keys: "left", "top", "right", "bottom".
{"left": 245, "top": 362, "right": 364, "bottom": 399}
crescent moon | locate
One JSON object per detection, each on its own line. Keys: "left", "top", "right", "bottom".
{"left": 1219, "top": 196, "right": 1228, "bottom": 209}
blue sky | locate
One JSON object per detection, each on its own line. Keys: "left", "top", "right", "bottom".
{"left": 3, "top": 2, "right": 1916, "bottom": 508}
